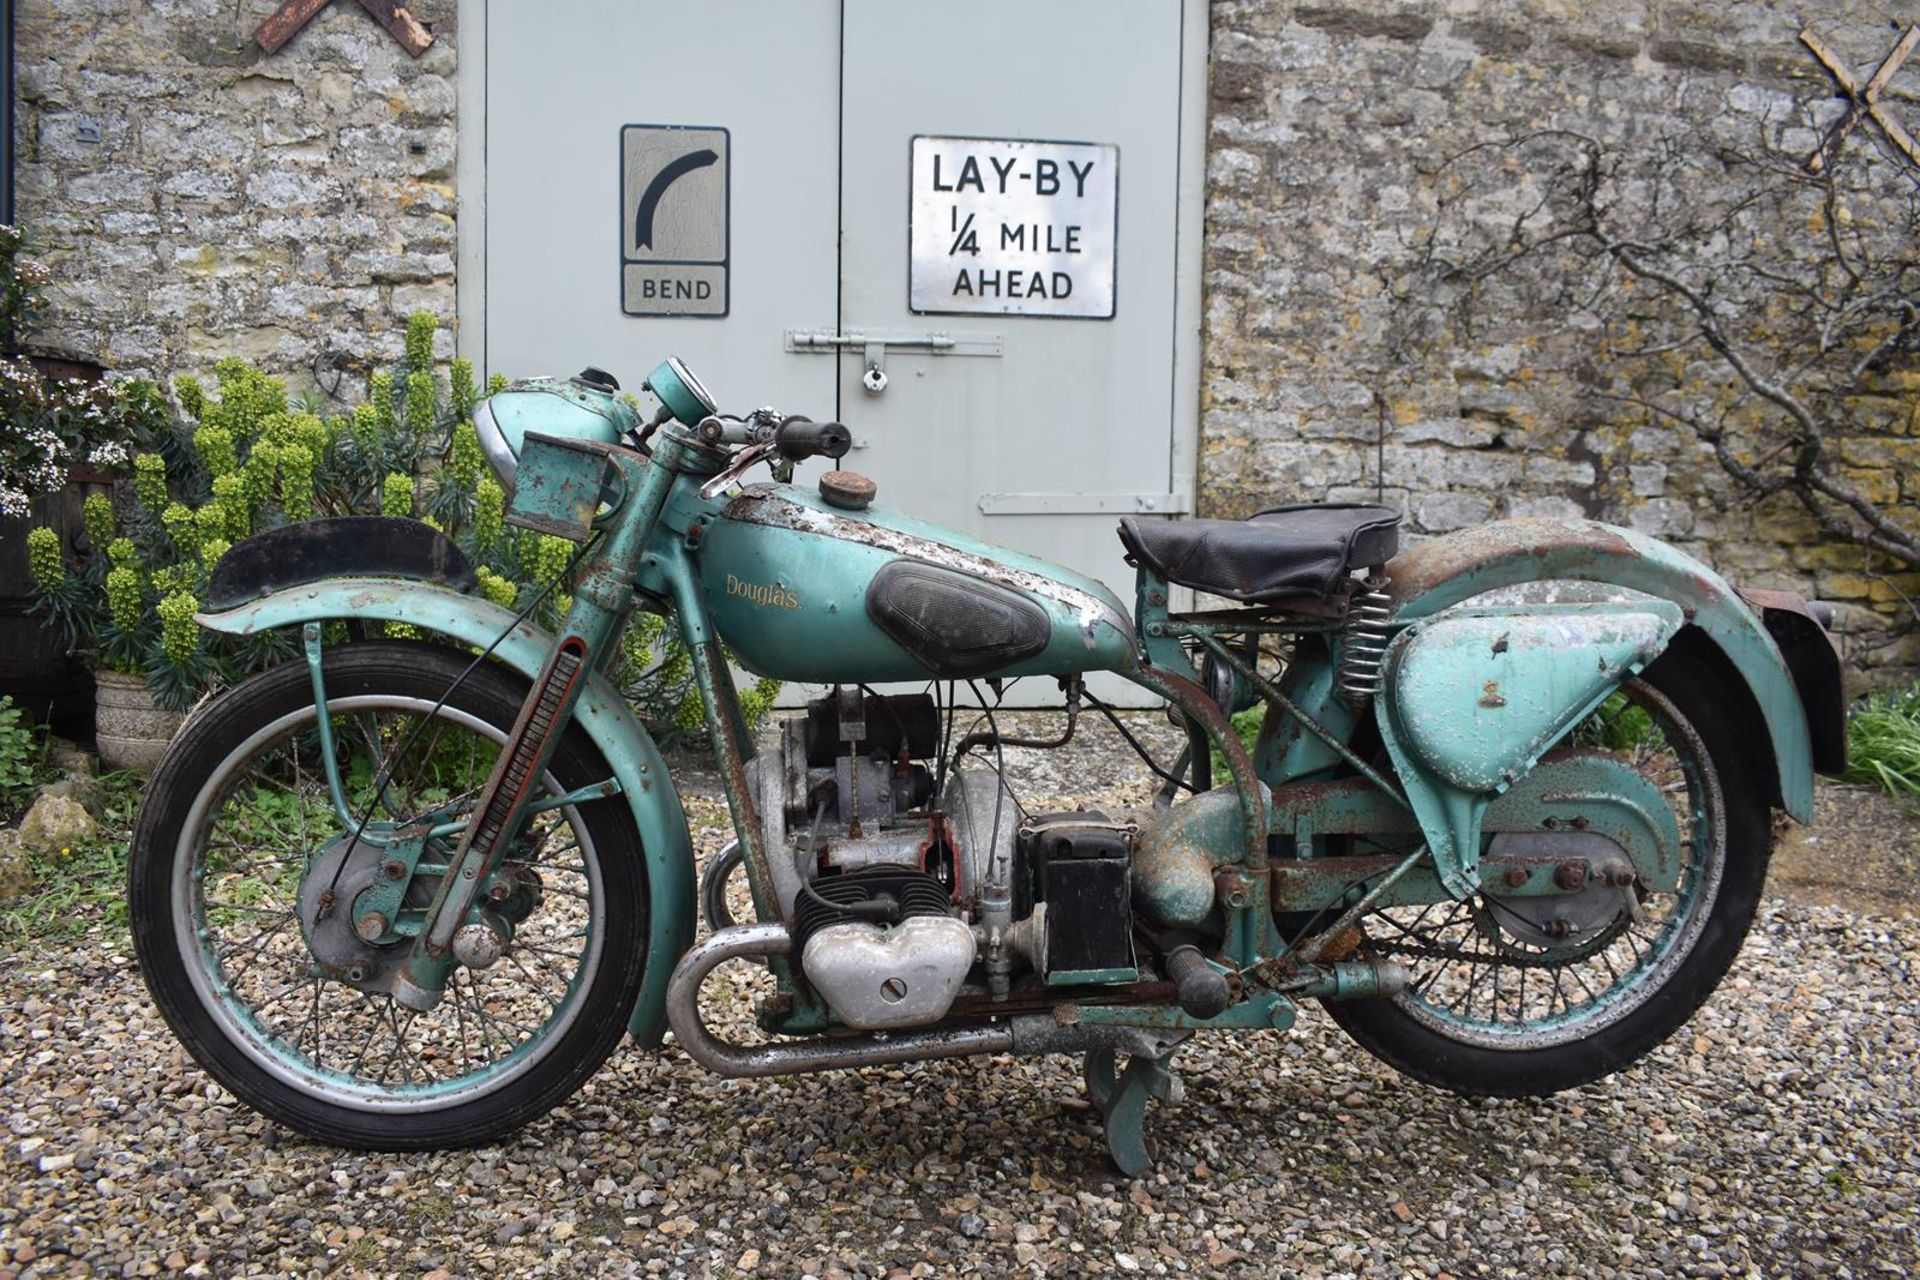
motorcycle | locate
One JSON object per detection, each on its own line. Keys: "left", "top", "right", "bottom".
{"left": 128, "top": 357, "right": 1845, "bottom": 1173}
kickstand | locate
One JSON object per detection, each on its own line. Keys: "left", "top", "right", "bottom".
{"left": 1083, "top": 1043, "right": 1187, "bottom": 1177}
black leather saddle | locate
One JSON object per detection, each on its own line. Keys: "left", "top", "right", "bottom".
{"left": 1117, "top": 503, "right": 1400, "bottom": 603}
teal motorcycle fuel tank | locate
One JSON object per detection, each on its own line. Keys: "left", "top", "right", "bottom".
{"left": 696, "top": 482, "right": 1137, "bottom": 684}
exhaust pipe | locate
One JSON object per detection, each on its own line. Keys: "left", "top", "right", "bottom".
{"left": 666, "top": 922, "right": 1185, "bottom": 1077}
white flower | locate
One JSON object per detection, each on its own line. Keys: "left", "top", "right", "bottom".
{"left": 88, "top": 442, "right": 129, "bottom": 466}
{"left": 0, "top": 487, "right": 28, "bottom": 518}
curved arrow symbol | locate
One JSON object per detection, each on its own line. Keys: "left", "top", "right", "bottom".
{"left": 634, "top": 148, "right": 719, "bottom": 251}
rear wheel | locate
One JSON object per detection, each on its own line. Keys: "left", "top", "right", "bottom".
{"left": 1325, "top": 648, "right": 1772, "bottom": 1096}
{"left": 129, "top": 642, "right": 649, "bottom": 1149}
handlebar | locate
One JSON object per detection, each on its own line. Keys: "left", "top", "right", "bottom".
{"left": 695, "top": 413, "right": 850, "bottom": 462}
{"left": 773, "top": 417, "right": 851, "bottom": 462}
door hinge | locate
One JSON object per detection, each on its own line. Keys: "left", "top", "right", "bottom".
{"left": 977, "top": 492, "right": 1193, "bottom": 516}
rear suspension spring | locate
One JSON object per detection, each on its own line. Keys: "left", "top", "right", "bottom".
{"left": 1336, "top": 583, "right": 1393, "bottom": 703}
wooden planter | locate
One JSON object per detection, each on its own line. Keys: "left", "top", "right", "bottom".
{"left": 92, "top": 669, "right": 184, "bottom": 773}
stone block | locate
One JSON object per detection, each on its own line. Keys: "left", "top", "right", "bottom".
{"left": 1415, "top": 491, "right": 1494, "bottom": 532}
{"left": 0, "top": 830, "right": 30, "bottom": 900}
{"left": 399, "top": 73, "right": 456, "bottom": 123}
{"left": 17, "top": 793, "right": 98, "bottom": 856}
{"left": 1511, "top": 495, "right": 1590, "bottom": 520}
{"left": 1626, "top": 498, "right": 1696, "bottom": 538}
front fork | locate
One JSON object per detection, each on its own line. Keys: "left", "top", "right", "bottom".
{"left": 385, "top": 446, "right": 671, "bottom": 1012}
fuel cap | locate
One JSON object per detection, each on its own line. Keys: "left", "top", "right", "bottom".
{"left": 573, "top": 366, "right": 620, "bottom": 392}
{"left": 819, "top": 470, "right": 877, "bottom": 510}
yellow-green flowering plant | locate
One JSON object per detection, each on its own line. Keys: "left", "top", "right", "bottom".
{"left": 25, "top": 310, "right": 773, "bottom": 740}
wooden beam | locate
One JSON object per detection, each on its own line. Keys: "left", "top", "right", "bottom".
{"left": 1799, "top": 26, "right": 1920, "bottom": 173}
{"left": 1860, "top": 25, "right": 1919, "bottom": 101}
{"left": 255, "top": 0, "right": 334, "bottom": 55}
{"left": 355, "top": 0, "right": 435, "bottom": 58}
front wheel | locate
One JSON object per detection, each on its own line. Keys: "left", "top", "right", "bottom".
{"left": 1326, "top": 646, "right": 1773, "bottom": 1096}
{"left": 129, "top": 641, "right": 650, "bottom": 1149}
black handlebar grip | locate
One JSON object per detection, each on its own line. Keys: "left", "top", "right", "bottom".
{"left": 774, "top": 417, "right": 852, "bottom": 461}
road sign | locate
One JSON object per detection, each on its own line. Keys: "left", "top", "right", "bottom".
{"left": 909, "top": 135, "right": 1118, "bottom": 319}
{"left": 620, "top": 124, "right": 730, "bottom": 318}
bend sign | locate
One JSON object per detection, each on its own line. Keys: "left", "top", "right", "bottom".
{"left": 620, "top": 124, "right": 730, "bottom": 318}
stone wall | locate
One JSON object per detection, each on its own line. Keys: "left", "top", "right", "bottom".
{"left": 1202, "top": 1, "right": 1920, "bottom": 675}
{"left": 12, "top": 0, "right": 1917, "bottom": 673}
{"left": 12, "top": 0, "right": 456, "bottom": 388}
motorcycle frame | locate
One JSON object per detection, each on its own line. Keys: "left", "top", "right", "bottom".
{"left": 196, "top": 419, "right": 1828, "bottom": 1045}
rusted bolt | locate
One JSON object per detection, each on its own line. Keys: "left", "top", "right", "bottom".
{"left": 1214, "top": 868, "right": 1253, "bottom": 911}
{"left": 1504, "top": 866, "right": 1529, "bottom": 888}
{"left": 344, "top": 964, "right": 369, "bottom": 983}
{"left": 355, "top": 912, "right": 389, "bottom": 942}
{"left": 382, "top": 860, "right": 407, "bottom": 880}
{"left": 1543, "top": 918, "right": 1574, "bottom": 940}
{"left": 488, "top": 881, "right": 512, "bottom": 901}
{"left": 1146, "top": 589, "right": 1167, "bottom": 607}
{"left": 1543, "top": 817, "right": 1561, "bottom": 831}
{"left": 1609, "top": 867, "right": 1638, "bottom": 888}
{"left": 1555, "top": 862, "right": 1589, "bottom": 891}
{"left": 1571, "top": 816, "right": 1590, "bottom": 830}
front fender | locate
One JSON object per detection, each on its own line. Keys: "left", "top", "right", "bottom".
{"left": 196, "top": 577, "right": 696, "bottom": 1047}
{"left": 1386, "top": 519, "right": 1822, "bottom": 821}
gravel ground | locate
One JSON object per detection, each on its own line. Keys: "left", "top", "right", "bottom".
{"left": 2, "top": 712, "right": 1918, "bottom": 1279}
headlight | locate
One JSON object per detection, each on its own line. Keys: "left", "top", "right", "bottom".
{"left": 474, "top": 401, "right": 517, "bottom": 491}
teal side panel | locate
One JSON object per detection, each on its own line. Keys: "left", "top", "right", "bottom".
{"left": 195, "top": 578, "right": 696, "bottom": 1046}
{"left": 1385, "top": 519, "right": 1817, "bottom": 822}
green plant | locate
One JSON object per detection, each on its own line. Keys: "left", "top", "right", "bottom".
{"left": 23, "top": 310, "right": 776, "bottom": 741}
{"left": 0, "top": 225, "right": 174, "bottom": 518}
{"left": 1209, "top": 705, "right": 1265, "bottom": 779}
{"left": 1844, "top": 684, "right": 1920, "bottom": 798}
{"left": 1573, "top": 691, "right": 1658, "bottom": 751}
{"left": 0, "top": 696, "right": 45, "bottom": 817}
{"left": 0, "top": 769, "right": 143, "bottom": 947}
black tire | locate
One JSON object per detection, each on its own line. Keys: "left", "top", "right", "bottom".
{"left": 129, "top": 641, "right": 650, "bottom": 1149}
{"left": 1324, "top": 645, "right": 1772, "bottom": 1097}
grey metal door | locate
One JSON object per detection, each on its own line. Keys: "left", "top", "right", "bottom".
{"left": 829, "top": 0, "right": 1191, "bottom": 591}
{"left": 479, "top": 1, "right": 1199, "bottom": 704}
{"left": 482, "top": 1, "right": 841, "bottom": 411}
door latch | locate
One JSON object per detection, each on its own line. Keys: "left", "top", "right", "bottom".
{"left": 785, "top": 328, "right": 1002, "bottom": 398}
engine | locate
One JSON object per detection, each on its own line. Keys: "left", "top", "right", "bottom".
{"left": 750, "top": 686, "right": 1142, "bottom": 1030}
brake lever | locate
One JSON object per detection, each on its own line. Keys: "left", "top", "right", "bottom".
{"left": 698, "top": 440, "right": 778, "bottom": 501}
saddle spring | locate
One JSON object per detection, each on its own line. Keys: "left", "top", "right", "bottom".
{"left": 1336, "top": 581, "right": 1393, "bottom": 703}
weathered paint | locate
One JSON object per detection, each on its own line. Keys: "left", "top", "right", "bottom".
{"left": 194, "top": 578, "right": 696, "bottom": 1047}
{"left": 1385, "top": 518, "right": 1817, "bottom": 821}
{"left": 505, "top": 433, "right": 622, "bottom": 541}
{"left": 696, "top": 483, "right": 1137, "bottom": 684}
{"left": 1265, "top": 752, "right": 1683, "bottom": 905}
{"left": 1383, "top": 603, "right": 1682, "bottom": 793}
{"left": 1376, "top": 600, "right": 1683, "bottom": 897}
{"left": 1132, "top": 786, "right": 1242, "bottom": 929}
{"left": 483, "top": 376, "right": 636, "bottom": 461}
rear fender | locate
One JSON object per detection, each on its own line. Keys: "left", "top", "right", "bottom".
{"left": 1385, "top": 519, "right": 1824, "bottom": 821}
{"left": 195, "top": 577, "right": 696, "bottom": 1047}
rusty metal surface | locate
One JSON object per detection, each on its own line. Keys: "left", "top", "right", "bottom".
{"left": 1740, "top": 589, "right": 1848, "bottom": 776}
{"left": 1382, "top": 517, "right": 1818, "bottom": 822}
{"left": 720, "top": 486, "right": 1135, "bottom": 649}
{"left": 1132, "top": 788, "right": 1244, "bottom": 929}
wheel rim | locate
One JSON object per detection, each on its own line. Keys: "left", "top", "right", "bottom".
{"left": 1365, "top": 678, "right": 1727, "bottom": 1050}
{"left": 170, "top": 694, "right": 607, "bottom": 1112}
